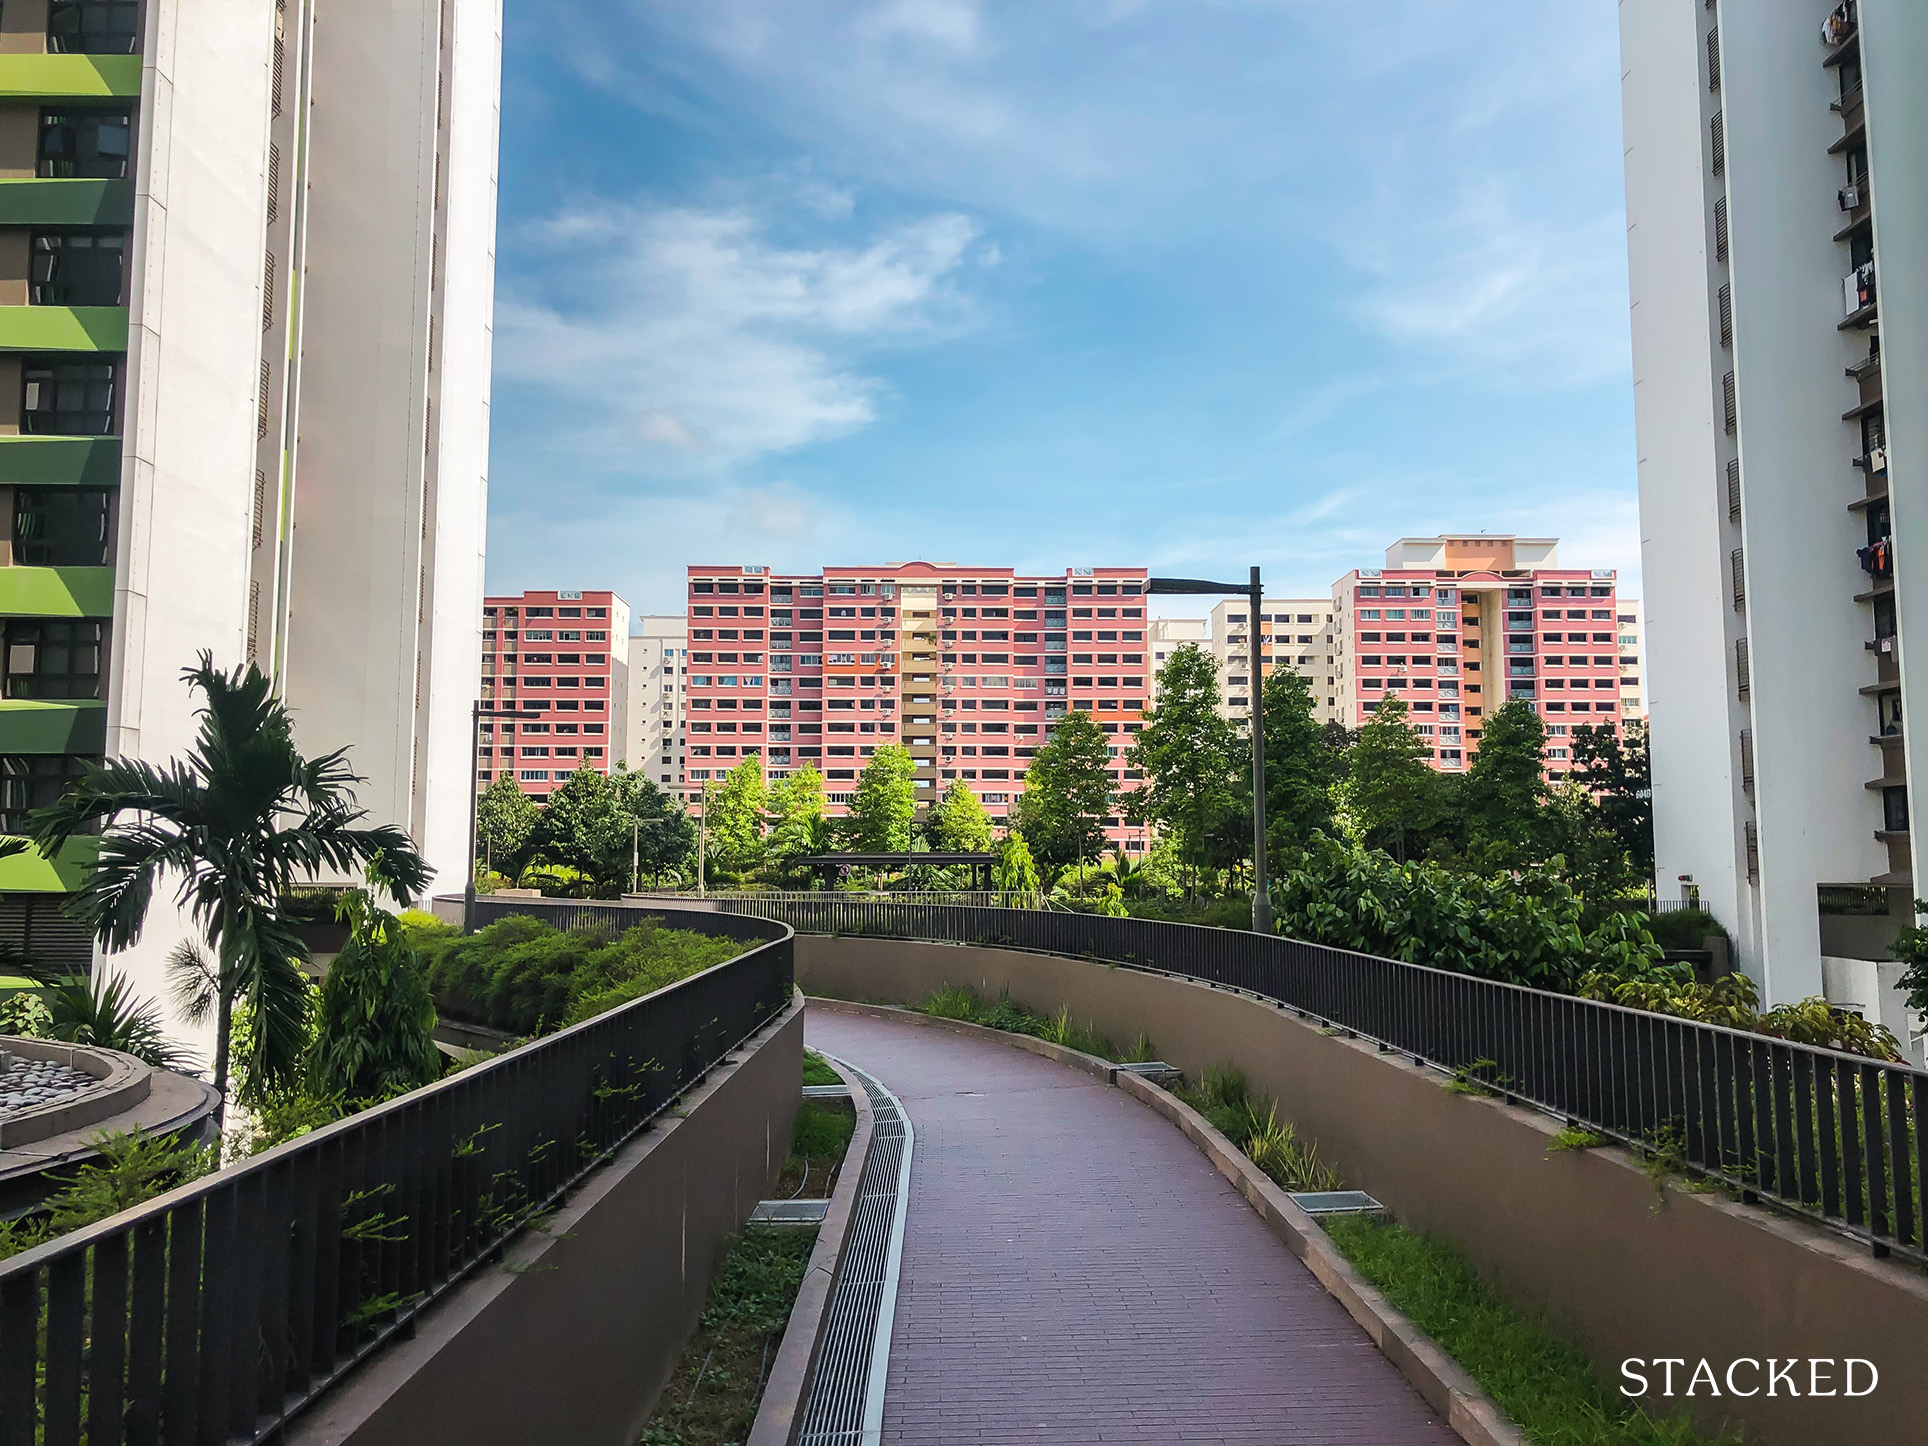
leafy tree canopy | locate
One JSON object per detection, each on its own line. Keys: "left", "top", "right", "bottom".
{"left": 766, "top": 765, "right": 828, "bottom": 864}
{"left": 704, "top": 755, "right": 768, "bottom": 875}
{"left": 1342, "top": 695, "right": 1449, "bottom": 863}
{"left": 476, "top": 774, "right": 540, "bottom": 878}
{"left": 1127, "top": 646, "right": 1241, "bottom": 872}
{"left": 1016, "top": 711, "right": 1114, "bottom": 870}
{"left": 925, "top": 778, "right": 996, "bottom": 853}
{"left": 1460, "top": 698, "right": 1549, "bottom": 865}
{"left": 1261, "top": 667, "right": 1344, "bottom": 858}
{"left": 842, "top": 745, "right": 917, "bottom": 853}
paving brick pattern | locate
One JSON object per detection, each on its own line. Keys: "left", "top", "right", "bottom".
{"left": 806, "top": 1011, "right": 1458, "bottom": 1445}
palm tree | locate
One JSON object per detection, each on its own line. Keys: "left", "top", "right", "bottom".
{"left": 28, "top": 654, "right": 429, "bottom": 1124}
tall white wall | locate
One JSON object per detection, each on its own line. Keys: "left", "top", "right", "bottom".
{"left": 1618, "top": 0, "right": 1755, "bottom": 968}
{"left": 107, "top": 0, "right": 278, "bottom": 1054}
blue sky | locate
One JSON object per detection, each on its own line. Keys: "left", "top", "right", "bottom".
{"left": 486, "top": 0, "right": 1637, "bottom": 620}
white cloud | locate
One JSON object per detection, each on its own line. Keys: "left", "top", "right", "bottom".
{"left": 496, "top": 203, "right": 982, "bottom": 469}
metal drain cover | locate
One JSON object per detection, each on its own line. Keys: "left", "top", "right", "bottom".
{"left": 1288, "top": 1190, "right": 1384, "bottom": 1215}
{"left": 803, "top": 1082, "right": 853, "bottom": 1098}
{"left": 751, "top": 1198, "right": 831, "bottom": 1224}
{"left": 1114, "top": 1061, "right": 1182, "bottom": 1083}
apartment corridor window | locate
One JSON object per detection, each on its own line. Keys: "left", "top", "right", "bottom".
{"left": 13, "top": 487, "right": 111, "bottom": 566}
{"left": 4, "top": 619, "right": 105, "bottom": 699}
{"left": 47, "top": 0, "right": 140, "bottom": 53}
{"left": 38, "top": 110, "right": 132, "bottom": 178}
{"left": 31, "top": 232, "right": 125, "bottom": 306}
{"left": 0, "top": 755, "right": 96, "bottom": 832}
{"left": 22, "top": 360, "right": 117, "bottom": 435}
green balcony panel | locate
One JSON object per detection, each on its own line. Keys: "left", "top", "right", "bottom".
{"left": 0, "top": 54, "right": 141, "bottom": 99}
{"left": 0, "top": 178, "right": 134, "bottom": 227}
{"left": 0, "top": 699, "right": 105, "bottom": 753}
{"left": 0, "top": 435, "right": 121, "bottom": 486}
{"left": 0, "top": 836, "right": 97, "bottom": 893}
{"left": 0, "top": 306, "right": 126, "bottom": 353}
{"left": 0, "top": 566, "right": 113, "bottom": 617}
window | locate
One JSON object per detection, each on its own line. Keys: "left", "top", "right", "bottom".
{"left": 48, "top": 0, "right": 139, "bottom": 53}
{"left": 38, "top": 109, "right": 132, "bottom": 178}
{"left": 5, "top": 618, "right": 105, "bottom": 699}
{"left": 12, "top": 487, "right": 110, "bottom": 565}
{"left": 22, "top": 359, "right": 117, "bottom": 435}
{"left": 31, "top": 232, "right": 125, "bottom": 306}
{"left": 0, "top": 754, "right": 96, "bottom": 832}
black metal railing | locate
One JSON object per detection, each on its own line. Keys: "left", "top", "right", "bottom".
{"left": 0, "top": 907, "right": 793, "bottom": 1446}
{"left": 659, "top": 894, "right": 1928, "bottom": 1264}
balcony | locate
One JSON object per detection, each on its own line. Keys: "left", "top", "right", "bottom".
{"left": 1841, "top": 262, "right": 1877, "bottom": 327}
{"left": 0, "top": 53, "right": 141, "bottom": 98}
{"left": 1858, "top": 537, "right": 1892, "bottom": 580}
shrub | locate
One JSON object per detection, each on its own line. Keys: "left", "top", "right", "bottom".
{"left": 1173, "top": 1066, "right": 1340, "bottom": 1192}
{"left": 1643, "top": 907, "right": 1728, "bottom": 951}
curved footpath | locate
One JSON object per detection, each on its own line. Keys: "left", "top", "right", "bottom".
{"left": 806, "top": 1008, "right": 1459, "bottom": 1445}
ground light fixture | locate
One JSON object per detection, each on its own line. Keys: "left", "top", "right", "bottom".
{"left": 1144, "top": 566, "right": 1271, "bottom": 935}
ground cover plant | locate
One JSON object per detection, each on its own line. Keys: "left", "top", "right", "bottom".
{"left": 774, "top": 1098, "right": 855, "bottom": 1198}
{"left": 1323, "top": 1215, "right": 1741, "bottom": 1446}
{"left": 1171, "top": 1065, "right": 1341, "bottom": 1193}
{"left": 419, "top": 914, "right": 746, "bottom": 1038}
{"left": 638, "top": 1226, "right": 817, "bottom": 1446}
{"left": 801, "top": 1048, "right": 841, "bottom": 1087}
{"left": 918, "top": 983, "right": 1148, "bottom": 1063}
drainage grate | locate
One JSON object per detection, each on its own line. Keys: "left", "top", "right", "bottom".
{"left": 1289, "top": 1189, "right": 1385, "bottom": 1215}
{"left": 750, "top": 1198, "right": 831, "bottom": 1225}
{"left": 796, "top": 1057, "right": 914, "bottom": 1446}
{"left": 1113, "top": 1060, "right": 1182, "bottom": 1084}
{"left": 803, "top": 1082, "right": 854, "bottom": 1098}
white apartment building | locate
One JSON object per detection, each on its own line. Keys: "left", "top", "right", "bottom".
{"left": 0, "top": 0, "right": 500, "bottom": 1037}
{"left": 1619, "top": 0, "right": 1926, "bottom": 1052}
{"left": 625, "top": 615, "right": 688, "bottom": 789}
{"left": 1618, "top": 600, "right": 1647, "bottom": 721}
{"left": 1147, "top": 616, "right": 1209, "bottom": 698}
{"left": 1207, "top": 598, "right": 1338, "bottom": 725}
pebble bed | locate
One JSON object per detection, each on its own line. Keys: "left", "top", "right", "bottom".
{"left": 0, "top": 1050, "right": 97, "bottom": 1114}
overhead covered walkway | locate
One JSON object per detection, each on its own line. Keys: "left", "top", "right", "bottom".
{"left": 806, "top": 1008, "right": 1458, "bottom": 1445}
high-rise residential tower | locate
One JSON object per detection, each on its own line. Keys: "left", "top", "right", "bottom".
{"left": 625, "top": 615, "right": 688, "bottom": 789}
{"left": 0, "top": 2, "right": 499, "bottom": 1014}
{"left": 1206, "top": 597, "right": 1337, "bottom": 726}
{"left": 685, "top": 563, "right": 1152, "bottom": 847}
{"left": 478, "top": 591, "right": 629, "bottom": 803}
{"left": 1620, "top": 0, "right": 1927, "bottom": 1047}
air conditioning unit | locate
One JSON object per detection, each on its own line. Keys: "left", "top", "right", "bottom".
{"left": 1839, "top": 183, "right": 1863, "bottom": 211}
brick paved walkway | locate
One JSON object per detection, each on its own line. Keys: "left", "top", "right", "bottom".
{"left": 806, "top": 1009, "right": 1458, "bottom": 1445}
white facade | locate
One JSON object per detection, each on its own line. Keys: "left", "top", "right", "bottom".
{"left": 1206, "top": 598, "right": 1337, "bottom": 724}
{"left": 78, "top": 0, "right": 498, "bottom": 1046}
{"left": 1146, "top": 616, "right": 1209, "bottom": 700}
{"left": 1617, "top": 599, "right": 1647, "bottom": 720}
{"left": 1619, "top": 0, "right": 1927, "bottom": 1052}
{"left": 625, "top": 615, "right": 688, "bottom": 789}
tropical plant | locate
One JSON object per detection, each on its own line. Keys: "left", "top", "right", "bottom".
{"left": 17, "top": 961, "right": 194, "bottom": 1070}
{"left": 765, "top": 765, "right": 828, "bottom": 866}
{"left": 1260, "top": 667, "right": 1344, "bottom": 858}
{"left": 924, "top": 778, "right": 996, "bottom": 853}
{"left": 1569, "top": 719, "right": 1655, "bottom": 878}
{"left": 27, "top": 654, "right": 429, "bottom": 1124}
{"left": 1341, "top": 696, "right": 1449, "bottom": 863}
{"left": 1458, "top": 699, "right": 1549, "bottom": 866}
{"left": 1128, "top": 646, "right": 1241, "bottom": 894}
{"left": 0, "top": 988, "right": 51, "bottom": 1038}
{"left": 994, "top": 829, "right": 1040, "bottom": 894}
{"left": 306, "top": 875, "right": 442, "bottom": 1101}
{"left": 842, "top": 745, "right": 917, "bottom": 853}
{"left": 475, "top": 774, "right": 540, "bottom": 879}
{"left": 1015, "top": 711, "right": 1114, "bottom": 873}
{"left": 703, "top": 755, "right": 768, "bottom": 874}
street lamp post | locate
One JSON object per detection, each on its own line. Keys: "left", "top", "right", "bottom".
{"left": 1145, "top": 567, "right": 1272, "bottom": 936}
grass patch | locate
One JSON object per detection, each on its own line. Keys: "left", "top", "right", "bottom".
{"left": 916, "top": 983, "right": 1130, "bottom": 1061}
{"left": 638, "top": 1225, "right": 817, "bottom": 1446}
{"left": 801, "top": 1049, "right": 842, "bottom": 1087}
{"left": 1171, "top": 1065, "right": 1340, "bottom": 1193}
{"left": 774, "top": 1099, "right": 856, "bottom": 1199}
{"left": 1322, "top": 1216, "right": 1739, "bottom": 1446}
{"left": 1547, "top": 1127, "right": 1609, "bottom": 1154}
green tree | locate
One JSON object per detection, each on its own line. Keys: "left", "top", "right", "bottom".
{"left": 705, "top": 755, "right": 768, "bottom": 874}
{"left": 842, "top": 745, "right": 917, "bottom": 852}
{"left": 1016, "top": 711, "right": 1115, "bottom": 873}
{"left": 29, "top": 655, "right": 428, "bottom": 1124}
{"left": 1128, "top": 646, "right": 1241, "bottom": 892}
{"left": 1461, "top": 698, "right": 1549, "bottom": 865}
{"left": 1260, "top": 667, "right": 1343, "bottom": 857}
{"left": 529, "top": 764, "right": 619, "bottom": 881}
{"left": 475, "top": 774, "right": 539, "bottom": 879}
{"left": 1569, "top": 719, "right": 1654, "bottom": 879}
{"left": 924, "top": 778, "right": 995, "bottom": 853}
{"left": 995, "top": 829, "right": 1040, "bottom": 893}
{"left": 306, "top": 876, "right": 441, "bottom": 1101}
{"left": 765, "top": 765, "right": 827, "bottom": 866}
{"left": 1342, "top": 695, "right": 1446, "bottom": 863}
{"left": 607, "top": 764, "right": 697, "bottom": 888}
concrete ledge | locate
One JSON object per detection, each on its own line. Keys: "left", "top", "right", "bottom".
{"left": 0, "top": 1037, "right": 152, "bottom": 1148}
{"left": 747, "top": 1041, "right": 876, "bottom": 1446}
{"left": 291, "top": 991, "right": 805, "bottom": 1446}
{"left": 807, "top": 996, "right": 1522, "bottom": 1446}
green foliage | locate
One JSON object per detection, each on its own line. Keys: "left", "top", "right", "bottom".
{"left": 307, "top": 884, "right": 442, "bottom": 1102}
{"left": 230, "top": 1087, "right": 350, "bottom": 1159}
{"left": 1891, "top": 898, "right": 1928, "bottom": 1016}
{"left": 765, "top": 765, "right": 827, "bottom": 865}
{"left": 1172, "top": 1066, "right": 1340, "bottom": 1192}
{"left": 801, "top": 1048, "right": 841, "bottom": 1087}
{"left": 924, "top": 777, "right": 996, "bottom": 853}
{"left": 1546, "top": 1127, "right": 1608, "bottom": 1153}
{"left": 1128, "top": 646, "right": 1241, "bottom": 883}
{"left": 1015, "top": 711, "right": 1115, "bottom": 870}
{"left": 994, "top": 830, "right": 1040, "bottom": 893}
{"left": 1323, "top": 1215, "right": 1738, "bottom": 1445}
{"left": 790, "top": 1099, "right": 856, "bottom": 1161}
{"left": 1275, "top": 835, "right": 1591, "bottom": 990}
{"left": 1460, "top": 699, "right": 1549, "bottom": 867}
{"left": 476, "top": 774, "right": 540, "bottom": 878}
{"left": 0, "top": 1130, "right": 215, "bottom": 1262}
{"left": 842, "top": 744, "right": 917, "bottom": 852}
{"left": 1341, "top": 696, "right": 1450, "bottom": 863}
{"left": 1260, "top": 667, "right": 1343, "bottom": 857}
{"left": 21, "top": 962, "right": 195, "bottom": 1070}
{"left": 531, "top": 763, "right": 696, "bottom": 893}
{"left": 1571, "top": 720, "right": 1655, "bottom": 879}
{"left": 703, "top": 756, "right": 768, "bottom": 874}
{"left": 0, "top": 989, "right": 51, "bottom": 1038}
{"left": 917, "top": 983, "right": 1126, "bottom": 1061}
{"left": 422, "top": 914, "right": 746, "bottom": 1037}
{"left": 1642, "top": 907, "right": 1728, "bottom": 950}
{"left": 27, "top": 653, "right": 428, "bottom": 1123}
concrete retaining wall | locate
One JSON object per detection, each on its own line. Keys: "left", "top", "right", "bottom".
{"left": 291, "top": 992, "right": 805, "bottom": 1446}
{"left": 799, "top": 936, "right": 1928, "bottom": 1446}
